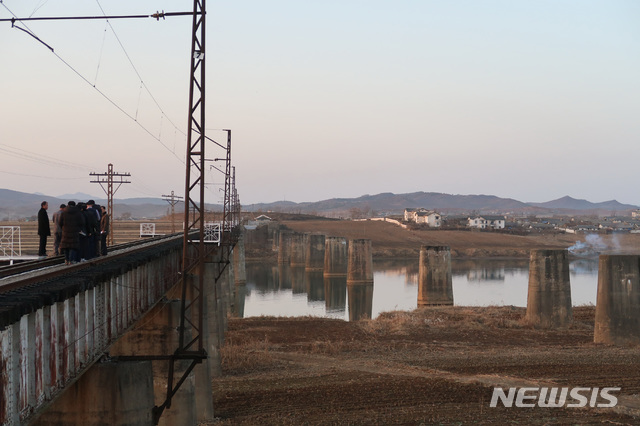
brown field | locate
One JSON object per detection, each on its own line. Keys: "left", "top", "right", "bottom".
{"left": 278, "top": 219, "right": 640, "bottom": 258}
{"left": 210, "top": 307, "right": 640, "bottom": 425}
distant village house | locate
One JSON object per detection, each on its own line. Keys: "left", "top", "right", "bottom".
{"left": 403, "top": 208, "right": 441, "bottom": 228}
{"left": 245, "top": 214, "right": 272, "bottom": 230}
{"left": 467, "top": 215, "right": 506, "bottom": 230}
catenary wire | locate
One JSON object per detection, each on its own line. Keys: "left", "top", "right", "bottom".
{"left": 0, "top": 2, "right": 186, "bottom": 165}
{"left": 94, "top": 0, "right": 187, "bottom": 138}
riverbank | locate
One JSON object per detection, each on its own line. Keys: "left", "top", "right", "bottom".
{"left": 244, "top": 219, "right": 640, "bottom": 260}
{"left": 209, "top": 306, "right": 640, "bottom": 424}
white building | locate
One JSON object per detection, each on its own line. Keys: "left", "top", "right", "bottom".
{"left": 404, "top": 208, "right": 427, "bottom": 222}
{"left": 416, "top": 211, "right": 442, "bottom": 227}
{"left": 468, "top": 215, "right": 506, "bottom": 230}
{"left": 404, "top": 208, "right": 441, "bottom": 227}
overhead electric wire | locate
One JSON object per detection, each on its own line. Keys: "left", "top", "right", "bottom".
{"left": 0, "top": 2, "right": 187, "bottom": 164}
{"left": 94, "top": 0, "right": 187, "bottom": 139}
{"left": 0, "top": 142, "right": 93, "bottom": 171}
{"left": 47, "top": 48, "right": 185, "bottom": 162}
{"left": 0, "top": 169, "right": 87, "bottom": 180}
{"left": 93, "top": 20, "right": 108, "bottom": 85}
{"left": 29, "top": 0, "right": 51, "bottom": 19}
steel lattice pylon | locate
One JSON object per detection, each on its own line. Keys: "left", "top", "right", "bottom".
{"left": 154, "top": 0, "right": 208, "bottom": 422}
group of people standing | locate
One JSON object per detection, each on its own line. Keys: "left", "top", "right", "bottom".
{"left": 38, "top": 200, "right": 110, "bottom": 265}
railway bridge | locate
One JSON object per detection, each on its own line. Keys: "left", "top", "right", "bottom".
{"left": 0, "top": 229, "right": 246, "bottom": 425}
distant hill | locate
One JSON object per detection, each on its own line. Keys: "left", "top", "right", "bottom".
{"left": 1, "top": 188, "right": 637, "bottom": 220}
{"left": 527, "top": 196, "right": 637, "bottom": 211}
{"left": 0, "top": 188, "right": 221, "bottom": 220}
{"left": 245, "top": 191, "right": 639, "bottom": 217}
{"left": 56, "top": 192, "right": 98, "bottom": 201}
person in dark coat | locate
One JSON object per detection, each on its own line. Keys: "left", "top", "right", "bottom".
{"left": 59, "top": 201, "right": 85, "bottom": 264}
{"left": 86, "top": 200, "right": 100, "bottom": 258}
{"left": 80, "top": 202, "right": 98, "bottom": 261}
{"left": 37, "top": 201, "right": 50, "bottom": 257}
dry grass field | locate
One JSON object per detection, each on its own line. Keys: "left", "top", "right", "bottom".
{"left": 279, "top": 219, "right": 640, "bottom": 258}
{"left": 210, "top": 306, "right": 640, "bottom": 425}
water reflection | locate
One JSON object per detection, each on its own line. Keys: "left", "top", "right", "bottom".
{"left": 306, "top": 270, "right": 325, "bottom": 301}
{"left": 348, "top": 284, "right": 374, "bottom": 321}
{"left": 324, "top": 276, "right": 347, "bottom": 313}
{"left": 241, "top": 258, "right": 599, "bottom": 320}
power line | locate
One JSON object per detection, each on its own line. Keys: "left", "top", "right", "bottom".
{"left": 94, "top": 0, "right": 187, "bottom": 138}
{"left": 0, "top": 3, "right": 188, "bottom": 164}
{"left": 0, "top": 143, "right": 94, "bottom": 171}
{"left": 0, "top": 170, "right": 87, "bottom": 180}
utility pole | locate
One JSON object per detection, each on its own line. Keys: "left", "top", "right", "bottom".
{"left": 90, "top": 163, "right": 131, "bottom": 245}
{"left": 162, "top": 191, "right": 183, "bottom": 233}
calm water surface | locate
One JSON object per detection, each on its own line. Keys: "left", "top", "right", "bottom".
{"left": 239, "top": 258, "right": 599, "bottom": 320}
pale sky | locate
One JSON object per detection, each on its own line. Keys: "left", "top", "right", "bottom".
{"left": 1, "top": 0, "right": 639, "bottom": 206}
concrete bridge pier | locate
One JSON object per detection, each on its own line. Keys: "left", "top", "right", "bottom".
{"left": 204, "top": 256, "right": 224, "bottom": 377}
{"left": 346, "top": 239, "right": 373, "bottom": 285}
{"left": 525, "top": 249, "right": 572, "bottom": 328}
{"left": 594, "top": 254, "right": 640, "bottom": 345}
{"left": 212, "top": 254, "right": 230, "bottom": 342}
{"left": 418, "top": 246, "right": 453, "bottom": 306}
{"left": 113, "top": 298, "right": 197, "bottom": 426}
{"left": 277, "top": 231, "right": 293, "bottom": 264}
{"left": 324, "top": 236, "right": 348, "bottom": 277}
{"left": 232, "top": 232, "right": 247, "bottom": 319}
{"left": 32, "top": 361, "right": 155, "bottom": 425}
{"left": 186, "top": 272, "right": 215, "bottom": 423}
{"left": 233, "top": 231, "right": 247, "bottom": 285}
{"left": 290, "top": 233, "right": 307, "bottom": 268}
{"left": 346, "top": 239, "right": 373, "bottom": 321}
{"left": 233, "top": 284, "right": 247, "bottom": 318}
{"left": 305, "top": 234, "right": 326, "bottom": 271}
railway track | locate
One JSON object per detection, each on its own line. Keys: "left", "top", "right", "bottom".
{"left": 0, "top": 234, "right": 183, "bottom": 293}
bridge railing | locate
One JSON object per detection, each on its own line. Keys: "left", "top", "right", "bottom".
{"left": 0, "top": 236, "right": 183, "bottom": 425}
{"left": 0, "top": 226, "right": 21, "bottom": 258}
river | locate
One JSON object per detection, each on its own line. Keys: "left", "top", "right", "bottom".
{"left": 238, "top": 258, "right": 599, "bottom": 320}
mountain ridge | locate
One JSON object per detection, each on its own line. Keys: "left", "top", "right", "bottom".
{"left": 244, "top": 192, "right": 639, "bottom": 216}
{"left": 1, "top": 189, "right": 637, "bottom": 220}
